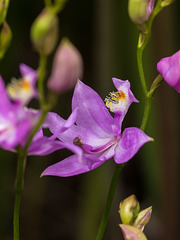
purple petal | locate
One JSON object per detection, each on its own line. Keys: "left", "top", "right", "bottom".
{"left": 105, "top": 78, "right": 138, "bottom": 128}
{"left": 0, "top": 76, "right": 14, "bottom": 115}
{"left": 72, "top": 80, "right": 114, "bottom": 137}
{"left": 20, "top": 64, "right": 37, "bottom": 85}
{"left": 0, "top": 117, "right": 31, "bottom": 150}
{"left": 41, "top": 154, "right": 104, "bottom": 177}
{"left": 45, "top": 108, "right": 78, "bottom": 140}
{"left": 90, "top": 142, "right": 117, "bottom": 161}
{"left": 114, "top": 127, "right": 152, "bottom": 164}
{"left": 15, "top": 118, "right": 34, "bottom": 148}
{"left": 29, "top": 136, "right": 83, "bottom": 156}
{"left": 112, "top": 78, "right": 138, "bottom": 105}
{"left": 46, "top": 111, "right": 113, "bottom": 148}
{"left": 120, "top": 224, "right": 148, "bottom": 240}
{"left": 147, "top": 0, "right": 155, "bottom": 19}
{"left": 28, "top": 139, "right": 65, "bottom": 156}
{"left": 44, "top": 111, "right": 66, "bottom": 132}
{"left": 157, "top": 50, "right": 180, "bottom": 92}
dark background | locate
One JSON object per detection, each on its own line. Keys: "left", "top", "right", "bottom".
{"left": 0, "top": 0, "right": 180, "bottom": 239}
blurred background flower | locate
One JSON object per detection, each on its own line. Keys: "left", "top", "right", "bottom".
{"left": 0, "top": 0, "right": 180, "bottom": 240}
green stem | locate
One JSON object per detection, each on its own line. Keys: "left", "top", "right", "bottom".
{"left": 140, "top": 96, "right": 152, "bottom": 131}
{"left": 96, "top": 164, "right": 125, "bottom": 240}
{"left": 137, "top": 45, "right": 148, "bottom": 96}
{"left": 23, "top": 109, "right": 48, "bottom": 154}
{"left": 13, "top": 48, "right": 49, "bottom": 239}
{"left": 13, "top": 151, "right": 26, "bottom": 240}
{"left": 140, "top": 74, "right": 163, "bottom": 131}
{"left": 13, "top": 108, "right": 48, "bottom": 240}
{"left": 137, "top": 0, "right": 164, "bottom": 131}
{"left": 45, "top": 0, "right": 52, "bottom": 7}
{"left": 38, "top": 53, "right": 47, "bottom": 108}
{"left": 137, "top": 0, "right": 163, "bottom": 96}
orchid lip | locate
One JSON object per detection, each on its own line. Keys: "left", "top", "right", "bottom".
{"left": 73, "top": 136, "right": 117, "bottom": 154}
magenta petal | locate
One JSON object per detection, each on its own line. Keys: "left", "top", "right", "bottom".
{"left": 112, "top": 78, "right": 138, "bottom": 104}
{"left": 0, "top": 76, "right": 14, "bottom": 115}
{"left": 114, "top": 127, "right": 152, "bottom": 164}
{"left": 41, "top": 155, "right": 103, "bottom": 177}
{"left": 147, "top": 0, "right": 155, "bottom": 18}
{"left": 105, "top": 78, "right": 138, "bottom": 122}
{"left": 44, "top": 112, "right": 66, "bottom": 132}
{"left": 72, "top": 80, "right": 114, "bottom": 136}
{"left": 20, "top": 63, "right": 37, "bottom": 85}
{"left": 15, "top": 118, "right": 33, "bottom": 148}
{"left": 29, "top": 137, "right": 83, "bottom": 156}
{"left": 157, "top": 50, "right": 180, "bottom": 92}
{"left": 28, "top": 138, "right": 65, "bottom": 156}
{"left": 47, "top": 108, "right": 78, "bottom": 140}
{"left": 96, "top": 143, "right": 117, "bottom": 161}
{"left": 45, "top": 110, "right": 113, "bottom": 147}
{"left": 45, "top": 108, "right": 78, "bottom": 133}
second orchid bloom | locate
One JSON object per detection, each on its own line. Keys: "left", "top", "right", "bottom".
{"left": 41, "top": 78, "right": 152, "bottom": 177}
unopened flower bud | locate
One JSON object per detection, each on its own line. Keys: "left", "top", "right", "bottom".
{"left": 133, "top": 206, "right": 152, "bottom": 231}
{"left": 120, "top": 224, "right": 147, "bottom": 240}
{"left": 0, "top": 21, "right": 12, "bottom": 59}
{"left": 47, "top": 39, "right": 83, "bottom": 93}
{"left": 161, "top": 0, "right": 174, "bottom": 7}
{"left": 0, "top": 0, "right": 9, "bottom": 25}
{"left": 30, "top": 8, "right": 59, "bottom": 55}
{"left": 119, "top": 195, "right": 140, "bottom": 225}
{"left": 128, "top": 0, "right": 155, "bottom": 25}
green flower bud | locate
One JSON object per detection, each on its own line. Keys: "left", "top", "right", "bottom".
{"left": 128, "top": 0, "right": 154, "bottom": 25}
{"left": 0, "top": 0, "right": 10, "bottom": 25}
{"left": 161, "top": 0, "right": 174, "bottom": 7}
{"left": 0, "top": 21, "right": 12, "bottom": 59}
{"left": 119, "top": 195, "right": 140, "bottom": 225}
{"left": 120, "top": 224, "right": 148, "bottom": 240}
{"left": 133, "top": 206, "right": 152, "bottom": 231}
{"left": 30, "top": 8, "right": 59, "bottom": 55}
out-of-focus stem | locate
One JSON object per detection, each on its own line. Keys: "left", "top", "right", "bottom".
{"left": 13, "top": 44, "right": 49, "bottom": 240}
{"left": 38, "top": 53, "right": 47, "bottom": 108}
{"left": 13, "top": 152, "right": 26, "bottom": 240}
{"left": 96, "top": 164, "right": 125, "bottom": 240}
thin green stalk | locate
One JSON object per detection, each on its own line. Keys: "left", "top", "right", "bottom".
{"left": 96, "top": 164, "right": 125, "bottom": 240}
{"left": 38, "top": 53, "right": 47, "bottom": 108}
{"left": 137, "top": 46, "right": 148, "bottom": 96}
{"left": 140, "top": 96, "right": 152, "bottom": 131}
{"left": 140, "top": 74, "right": 164, "bottom": 131}
{"left": 22, "top": 109, "right": 48, "bottom": 154}
{"left": 13, "top": 151, "right": 26, "bottom": 240}
{"left": 13, "top": 108, "right": 48, "bottom": 240}
{"left": 45, "top": 0, "right": 52, "bottom": 7}
{"left": 13, "top": 48, "right": 49, "bottom": 239}
{"left": 137, "top": 0, "right": 163, "bottom": 97}
{"left": 137, "top": 0, "right": 164, "bottom": 131}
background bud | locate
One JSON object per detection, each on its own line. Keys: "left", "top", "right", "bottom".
{"left": 119, "top": 195, "right": 140, "bottom": 225}
{"left": 128, "top": 0, "right": 154, "bottom": 25}
{"left": 133, "top": 206, "right": 152, "bottom": 231}
{"left": 30, "top": 8, "right": 59, "bottom": 55}
{"left": 161, "top": 0, "right": 174, "bottom": 7}
{"left": 120, "top": 224, "right": 148, "bottom": 240}
{"left": 0, "top": 0, "right": 10, "bottom": 25}
{"left": 0, "top": 21, "right": 12, "bottom": 59}
{"left": 47, "top": 39, "right": 83, "bottom": 93}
